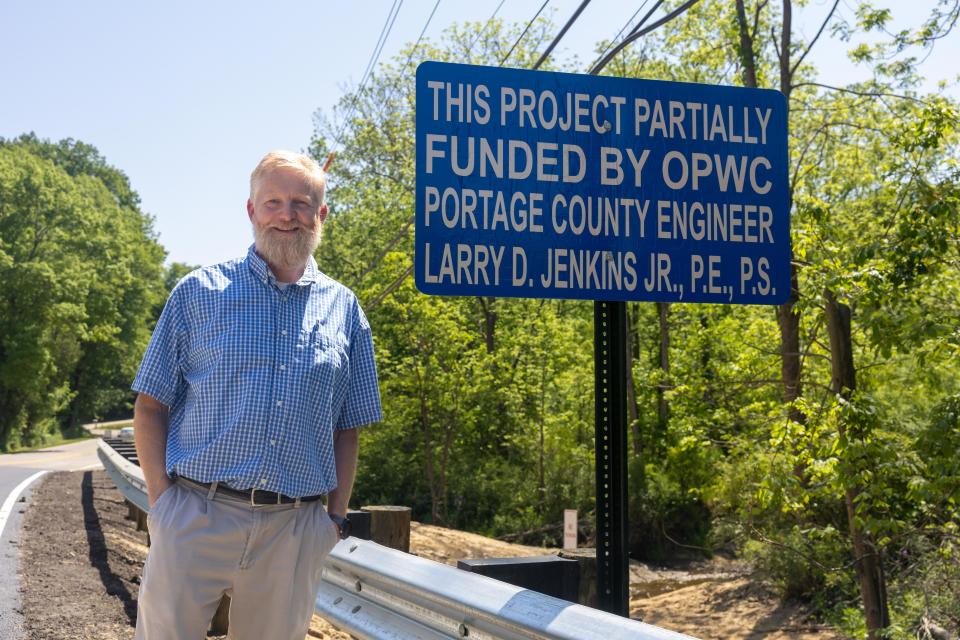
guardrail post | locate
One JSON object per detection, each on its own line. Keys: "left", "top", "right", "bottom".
{"left": 558, "top": 548, "right": 598, "bottom": 607}
{"left": 361, "top": 506, "right": 411, "bottom": 552}
{"left": 210, "top": 595, "right": 230, "bottom": 634}
{"left": 135, "top": 508, "right": 148, "bottom": 533}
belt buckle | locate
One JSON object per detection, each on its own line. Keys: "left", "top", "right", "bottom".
{"left": 250, "top": 487, "right": 257, "bottom": 507}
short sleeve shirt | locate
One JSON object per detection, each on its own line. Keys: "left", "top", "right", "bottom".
{"left": 131, "top": 245, "right": 382, "bottom": 497}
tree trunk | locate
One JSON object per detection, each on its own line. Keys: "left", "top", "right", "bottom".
{"left": 538, "top": 359, "right": 547, "bottom": 511}
{"left": 416, "top": 368, "right": 440, "bottom": 524}
{"left": 824, "top": 288, "right": 890, "bottom": 638}
{"left": 477, "top": 296, "right": 496, "bottom": 354}
{"left": 438, "top": 422, "right": 454, "bottom": 524}
{"left": 777, "top": 268, "right": 805, "bottom": 425}
{"left": 656, "top": 302, "right": 670, "bottom": 431}
{"left": 734, "top": 0, "right": 758, "bottom": 87}
{"left": 626, "top": 303, "right": 641, "bottom": 455}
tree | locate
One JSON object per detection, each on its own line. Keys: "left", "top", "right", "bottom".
{"left": 595, "top": 1, "right": 958, "bottom": 635}
{"left": 0, "top": 136, "right": 166, "bottom": 447}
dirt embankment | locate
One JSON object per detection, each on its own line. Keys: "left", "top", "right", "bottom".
{"left": 19, "top": 471, "right": 839, "bottom": 639}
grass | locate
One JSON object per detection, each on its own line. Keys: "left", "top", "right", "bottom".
{"left": 5, "top": 430, "right": 98, "bottom": 454}
{"left": 90, "top": 419, "right": 134, "bottom": 430}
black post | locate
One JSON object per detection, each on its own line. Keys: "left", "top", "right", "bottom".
{"left": 594, "top": 300, "right": 630, "bottom": 616}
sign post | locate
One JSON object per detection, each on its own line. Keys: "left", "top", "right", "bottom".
{"left": 594, "top": 301, "right": 629, "bottom": 614}
{"left": 414, "top": 61, "right": 788, "bottom": 616}
{"left": 563, "top": 508, "right": 579, "bottom": 550}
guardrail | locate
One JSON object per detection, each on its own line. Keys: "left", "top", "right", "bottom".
{"left": 97, "top": 438, "right": 697, "bottom": 640}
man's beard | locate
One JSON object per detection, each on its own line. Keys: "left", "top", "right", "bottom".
{"left": 251, "top": 221, "right": 321, "bottom": 272}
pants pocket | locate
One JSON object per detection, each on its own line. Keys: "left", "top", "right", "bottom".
{"left": 147, "top": 483, "right": 178, "bottom": 528}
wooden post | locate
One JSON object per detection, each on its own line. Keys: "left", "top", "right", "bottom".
{"left": 558, "top": 548, "right": 598, "bottom": 608}
{"left": 210, "top": 595, "right": 230, "bottom": 634}
{"left": 361, "top": 506, "right": 411, "bottom": 552}
{"left": 136, "top": 509, "right": 148, "bottom": 532}
{"left": 126, "top": 500, "right": 137, "bottom": 521}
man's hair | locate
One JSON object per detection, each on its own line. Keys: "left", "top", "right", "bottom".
{"left": 249, "top": 150, "right": 327, "bottom": 207}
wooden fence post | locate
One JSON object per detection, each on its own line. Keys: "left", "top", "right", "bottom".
{"left": 362, "top": 506, "right": 411, "bottom": 553}
{"left": 210, "top": 595, "right": 230, "bottom": 634}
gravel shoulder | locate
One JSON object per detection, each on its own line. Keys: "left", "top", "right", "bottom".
{"left": 20, "top": 471, "right": 839, "bottom": 639}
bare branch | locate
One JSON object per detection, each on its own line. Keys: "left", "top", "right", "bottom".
{"left": 791, "top": 82, "right": 959, "bottom": 121}
{"left": 367, "top": 263, "right": 414, "bottom": 310}
{"left": 630, "top": 0, "right": 666, "bottom": 37}
{"left": 348, "top": 218, "right": 414, "bottom": 289}
{"left": 751, "top": 0, "right": 768, "bottom": 42}
{"left": 590, "top": 0, "right": 701, "bottom": 74}
{"left": 790, "top": 0, "right": 840, "bottom": 77}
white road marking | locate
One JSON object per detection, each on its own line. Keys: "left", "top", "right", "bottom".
{"left": 0, "top": 471, "right": 49, "bottom": 537}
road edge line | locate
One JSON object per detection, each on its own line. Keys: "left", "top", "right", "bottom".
{"left": 0, "top": 471, "right": 49, "bottom": 537}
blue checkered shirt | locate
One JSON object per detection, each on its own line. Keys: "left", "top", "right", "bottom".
{"left": 131, "top": 245, "right": 382, "bottom": 497}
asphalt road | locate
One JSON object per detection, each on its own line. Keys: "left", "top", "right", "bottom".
{"left": 0, "top": 439, "right": 105, "bottom": 640}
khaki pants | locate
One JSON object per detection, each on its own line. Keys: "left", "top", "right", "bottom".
{"left": 134, "top": 479, "right": 340, "bottom": 640}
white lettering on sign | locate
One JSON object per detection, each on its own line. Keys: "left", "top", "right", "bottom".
{"left": 417, "top": 62, "right": 787, "bottom": 304}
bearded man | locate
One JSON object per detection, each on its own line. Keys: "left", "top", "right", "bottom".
{"left": 131, "top": 150, "right": 381, "bottom": 640}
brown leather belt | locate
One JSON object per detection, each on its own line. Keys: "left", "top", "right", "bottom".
{"left": 178, "top": 476, "right": 324, "bottom": 506}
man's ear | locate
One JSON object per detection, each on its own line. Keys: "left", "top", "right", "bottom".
{"left": 319, "top": 203, "right": 329, "bottom": 223}
{"left": 247, "top": 199, "right": 255, "bottom": 221}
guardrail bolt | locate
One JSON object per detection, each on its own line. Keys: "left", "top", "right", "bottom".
{"left": 351, "top": 605, "right": 362, "bottom": 614}
{"left": 354, "top": 580, "right": 363, "bottom": 592}
{"left": 349, "top": 543, "right": 358, "bottom": 553}
{"left": 458, "top": 623, "right": 470, "bottom": 637}
{"left": 333, "top": 597, "right": 342, "bottom": 605}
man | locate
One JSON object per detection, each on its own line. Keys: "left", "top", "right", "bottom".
{"left": 131, "top": 150, "right": 381, "bottom": 639}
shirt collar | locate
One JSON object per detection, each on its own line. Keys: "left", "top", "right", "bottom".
{"left": 245, "top": 244, "right": 321, "bottom": 287}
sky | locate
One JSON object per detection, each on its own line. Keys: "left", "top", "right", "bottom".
{"left": 2, "top": 0, "right": 957, "bottom": 268}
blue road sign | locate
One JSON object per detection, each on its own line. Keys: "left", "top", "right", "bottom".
{"left": 415, "top": 61, "right": 789, "bottom": 304}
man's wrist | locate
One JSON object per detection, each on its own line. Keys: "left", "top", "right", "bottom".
{"left": 329, "top": 513, "right": 351, "bottom": 539}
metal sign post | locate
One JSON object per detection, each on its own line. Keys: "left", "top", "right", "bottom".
{"left": 413, "top": 61, "right": 789, "bottom": 618}
{"left": 594, "top": 300, "right": 629, "bottom": 615}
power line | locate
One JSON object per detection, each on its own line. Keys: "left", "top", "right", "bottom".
{"left": 499, "top": 0, "right": 550, "bottom": 66}
{"left": 365, "top": 2, "right": 402, "bottom": 87}
{"left": 400, "top": 0, "right": 443, "bottom": 75}
{"left": 629, "top": 0, "right": 666, "bottom": 37}
{"left": 331, "top": 0, "right": 405, "bottom": 151}
{"left": 466, "top": 0, "right": 508, "bottom": 56}
{"left": 590, "top": 0, "right": 700, "bottom": 74}
{"left": 532, "top": 0, "right": 592, "bottom": 70}
{"left": 590, "top": 0, "right": 651, "bottom": 71}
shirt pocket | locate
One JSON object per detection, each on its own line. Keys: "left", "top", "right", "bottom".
{"left": 307, "top": 331, "right": 347, "bottom": 389}
{"left": 184, "top": 322, "right": 233, "bottom": 381}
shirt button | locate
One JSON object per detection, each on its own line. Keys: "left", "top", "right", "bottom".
{"left": 260, "top": 478, "right": 267, "bottom": 485}
{"left": 271, "top": 439, "right": 277, "bottom": 446}
{"left": 281, "top": 329, "right": 287, "bottom": 336}
{"left": 282, "top": 296, "right": 288, "bottom": 303}
{"left": 276, "top": 400, "right": 283, "bottom": 407}
{"left": 279, "top": 364, "right": 286, "bottom": 371}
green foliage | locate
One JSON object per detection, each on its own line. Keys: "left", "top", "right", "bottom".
{"left": 0, "top": 135, "right": 166, "bottom": 449}
{"left": 744, "top": 525, "right": 849, "bottom": 601}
